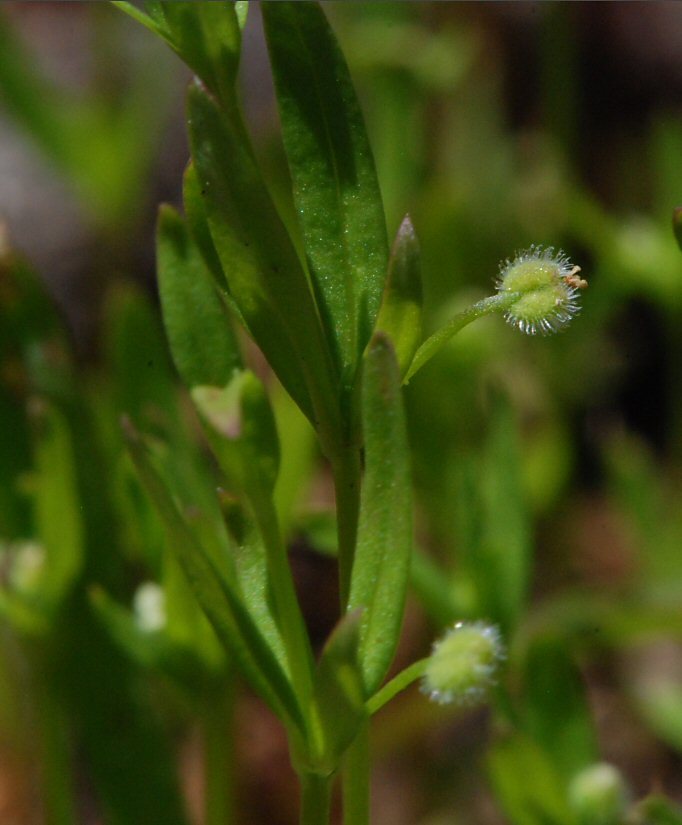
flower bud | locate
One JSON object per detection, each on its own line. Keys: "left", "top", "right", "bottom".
{"left": 568, "top": 763, "right": 630, "bottom": 825}
{"left": 5, "top": 541, "right": 46, "bottom": 593}
{"left": 497, "top": 245, "right": 586, "bottom": 336}
{"left": 421, "top": 621, "right": 505, "bottom": 707}
{"left": 133, "top": 582, "right": 166, "bottom": 633}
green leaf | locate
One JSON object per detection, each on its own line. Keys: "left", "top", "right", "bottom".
{"left": 187, "top": 84, "right": 340, "bottom": 442}
{"left": 162, "top": 526, "right": 226, "bottom": 673}
{"left": 262, "top": 1, "right": 389, "bottom": 383}
{"left": 164, "top": 3, "right": 242, "bottom": 110}
{"left": 103, "top": 284, "right": 177, "bottom": 431}
{"left": 89, "top": 586, "right": 210, "bottom": 695}
{"left": 116, "top": 1, "right": 244, "bottom": 112}
{"left": 141, "top": 2, "right": 167, "bottom": 29}
{"left": 123, "top": 419, "right": 305, "bottom": 734}
{"left": 0, "top": 246, "right": 64, "bottom": 537}
{"left": 376, "top": 215, "right": 423, "bottom": 378}
{"left": 521, "top": 639, "right": 597, "bottom": 777}
{"left": 112, "top": 2, "right": 164, "bottom": 38}
{"left": 313, "top": 609, "right": 367, "bottom": 769}
{"left": 183, "top": 163, "right": 231, "bottom": 298}
{"left": 157, "top": 205, "right": 241, "bottom": 389}
{"left": 272, "top": 381, "right": 318, "bottom": 537}
{"left": 192, "top": 375, "right": 314, "bottom": 711}
{"left": 487, "top": 733, "right": 576, "bottom": 825}
{"left": 64, "top": 598, "right": 191, "bottom": 825}
{"left": 191, "top": 370, "right": 280, "bottom": 498}
{"left": 480, "top": 398, "right": 531, "bottom": 629}
{"left": 455, "top": 397, "right": 531, "bottom": 632}
{"left": 633, "top": 681, "right": 682, "bottom": 754}
{"left": 348, "top": 333, "right": 412, "bottom": 694}
{"left": 221, "top": 496, "right": 288, "bottom": 673}
{"left": 31, "top": 400, "right": 83, "bottom": 608}
{"left": 409, "top": 549, "right": 458, "bottom": 627}
{"left": 235, "top": 2, "right": 249, "bottom": 31}
{"left": 634, "top": 795, "right": 682, "bottom": 825}
{"left": 0, "top": 590, "right": 50, "bottom": 637}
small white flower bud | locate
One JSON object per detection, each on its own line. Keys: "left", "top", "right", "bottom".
{"left": 568, "top": 763, "right": 630, "bottom": 825}
{"left": 8, "top": 541, "right": 46, "bottom": 593}
{"left": 421, "top": 621, "right": 505, "bottom": 707}
{"left": 133, "top": 582, "right": 166, "bottom": 633}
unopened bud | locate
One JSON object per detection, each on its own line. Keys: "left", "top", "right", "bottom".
{"left": 133, "top": 582, "right": 166, "bottom": 633}
{"left": 8, "top": 541, "right": 46, "bottom": 593}
{"left": 568, "top": 762, "right": 630, "bottom": 825}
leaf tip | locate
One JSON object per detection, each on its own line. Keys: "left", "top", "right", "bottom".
{"left": 397, "top": 213, "right": 417, "bottom": 243}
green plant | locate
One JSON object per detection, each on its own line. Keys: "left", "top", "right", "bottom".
{"left": 4, "top": 3, "right": 682, "bottom": 823}
{"left": 108, "top": 4, "right": 591, "bottom": 823}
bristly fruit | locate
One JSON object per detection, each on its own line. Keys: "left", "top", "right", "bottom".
{"left": 497, "top": 245, "right": 586, "bottom": 336}
{"left": 421, "top": 621, "right": 505, "bottom": 707}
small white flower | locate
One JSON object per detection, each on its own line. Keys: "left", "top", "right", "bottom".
{"left": 6, "top": 541, "right": 46, "bottom": 593}
{"left": 568, "top": 763, "right": 630, "bottom": 823}
{"left": 133, "top": 582, "right": 166, "bottom": 633}
{"left": 497, "top": 245, "right": 586, "bottom": 336}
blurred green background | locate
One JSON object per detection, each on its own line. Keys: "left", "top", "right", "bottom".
{"left": 1, "top": 3, "right": 682, "bottom": 823}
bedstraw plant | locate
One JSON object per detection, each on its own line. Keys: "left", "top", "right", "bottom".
{"left": 107, "top": 3, "right": 587, "bottom": 823}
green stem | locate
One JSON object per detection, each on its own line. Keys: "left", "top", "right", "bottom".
{"left": 366, "top": 659, "right": 429, "bottom": 716}
{"left": 300, "top": 772, "right": 333, "bottom": 825}
{"left": 203, "top": 684, "right": 235, "bottom": 825}
{"left": 331, "top": 444, "right": 363, "bottom": 610}
{"left": 252, "top": 495, "right": 314, "bottom": 706}
{"left": 342, "top": 722, "right": 370, "bottom": 825}
{"left": 403, "top": 291, "right": 523, "bottom": 384}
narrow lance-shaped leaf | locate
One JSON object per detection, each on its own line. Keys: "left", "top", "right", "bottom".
{"left": 348, "top": 334, "right": 412, "bottom": 694}
{"left": 123, "top": 419, "right": 305, "bottom": 734}
{"left": 0, "top": 244, "right": 66, "bottom": 537}
{"left": 478, "top": 397, "right": 531, "bottom": 632}
{"left": 31, "top": 400, "right": 83, "bottom": 608}
{"left": 191, "top": 371, "right": 279, "bottom": 499}
{"left": 115, "top": 2, "right": 244, "bottom": 113}
{"left": 487, "top": 734, "right": 575, "bottom": 825}
{"left": 162, "top": 521, "right": 226, "bottom": 673}
{"left": 158, "top": 3, "right": 243, "bottom": 112}
{"left": 376, "top": 215, "right": 423, "bottom": 379}
{"left": 192, "top": 374, "right": 314, "bottom": 705}
{"left": 157, "top": 205, "right": 241, "bottom": 390}
{"left": 522, "top": 639, "right": 597, "bottom": 778}
{"left": 187, "top": 84, "right": 341, "bottom": 447}
{"left": 221, "top": 495, "right": 288, "bottom": 673}
{"left": 262, "top": 1, "right": 389, "bottom": 384}
{"left": 111, "top": 3, "right": 165, "bottom": 40}
{"left": 312, "top": 609, "right": 367, "bottom": 770}
{"left": 183, "top": 163, "right": 231, "bottom": 299}
{"left": 89, "top": 587, "right": 209, "bottom": 696}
